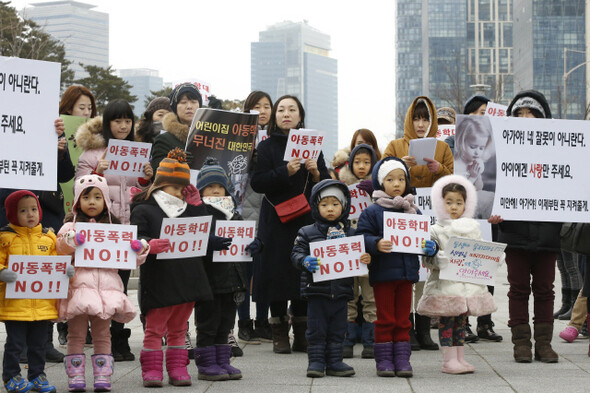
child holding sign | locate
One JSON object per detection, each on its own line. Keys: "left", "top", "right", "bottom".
{"left": 0, "top": 191, "right": 73, "bottom": 393}
{"left": 130, "top": 149, "right": 217, "bottom": 387}
{"left": 417, "top": 175, "right": 499, "bottom": 374}
{"left": 356, "top": 157, "right": 434, "bottom": 378}
{"left": 291, "top": 179, "right": 370, "bottom": 378}
{"left": 338, "top": 144, "right": 378, "bottom": 359}
{"left": 57, "top": 175, "right": 148, "bottom": 392}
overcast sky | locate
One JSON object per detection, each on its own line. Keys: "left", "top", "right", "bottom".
{"left": 11, "top": 0, "right": 397, "bottom": 153}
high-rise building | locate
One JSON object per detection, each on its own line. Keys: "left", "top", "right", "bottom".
{"left": 513, "top": 0, "right": 587, "bottom": 119}
{"left": 22, "top": 1, "right": 109, "bottom": 79}
{"left": 251, "top": 21, "right": 339, "bottom": 162}
{"left": 119, "top": 69, "right": 164, "bottom": 117}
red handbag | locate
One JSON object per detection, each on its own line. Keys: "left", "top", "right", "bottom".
{"left": 266, "top": 174, "right": 310, "bottom": 223}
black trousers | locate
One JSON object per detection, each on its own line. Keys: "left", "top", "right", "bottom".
{"left": 196, "top": 293, "right": 237, "bottom": 347}
{"left": 306, "top": 298, "right": 347, "bottom": 346}
{"left": 3, "top": 320, "right": 48, "bottom": 381}
{"left": 270, "top": 299, "right": 307, "bottom": 318}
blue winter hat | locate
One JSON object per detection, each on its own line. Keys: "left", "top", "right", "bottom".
{"left": 196, "top": 158, "right": 230, "bottom": 194}
{"left": 348, "top": 143, "right": 378, "bottom": 172}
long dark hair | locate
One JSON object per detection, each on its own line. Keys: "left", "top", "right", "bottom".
{"left": 102, "top": 99, "right": 135, "bottom": 143}
{"left": 267, "top": 95, "right": 305, "bottom": 136}
{"left": 244, "top": 91, "right": 272, "bottom": 112}
{"left": 349, "top": 128, "right": 382, "bottom": 159}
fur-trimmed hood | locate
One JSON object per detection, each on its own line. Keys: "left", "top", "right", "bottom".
{"left": 161, "top": 112, "right": 189, "bottom": 144}
{"left": 75, "top": 116, "right": 105, "bottom": 151}
{"left": 431, "top": 174, "right": 477, "bottom": 220}
{"left": 331, "top": 147, "right": 350, "bottom": 169}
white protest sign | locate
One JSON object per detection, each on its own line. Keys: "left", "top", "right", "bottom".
{"left": 310, "top": 235, "right": 368, "bottom": 283}
{"left": 0, "top": 56, "right": 60, "bottom": 191}
{"left": 5, "top": 255, "right": 70, "bottom": 299}
{"left": 414, "top": 188, "right": 435, "bottom": 226}
{"left": 439, "top": 236, "right": 506, "bottom": 285}
{"left": 409, "top": 137, "right": 437, "bottom": 166}
{"left": 436, "top": 125, "right": 455, "bottom": 141}
{"left": 487, "top": 116, "right": 590, "bottom": 222}
{"left": 157, "top": 216, "right": 212, "bottom": 259}
{"left": 213, "top": 220, "right": 256, "bottom": 262}
{"left": 383, "top": 212, "right": 430, "bottom": 254}
{"left": 348, "top": 184, "right": 372, "bottom": 220}
{"left": 104, "top": 139, "right": 152, "bottom": 177}
{"left": 283, "top": 129, "right": 325, "bottom": 163}
{"left": 171, "top": 79, "right": 211, "bottom": 106}
{"left": 256, "top": 129, "right": 269, "bottom": 147}
{"left": 486, "top": 102, "right": 508, "bottom": 117}
{"left": 75, "top": 223, "right": 138, "bottom": 270}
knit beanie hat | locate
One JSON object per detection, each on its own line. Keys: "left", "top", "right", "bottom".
{"left": 463, "top": 95, "right": 490, "bottom": 114}
{"left": 377, "top": 160, "right": 408, "bottom": 186}
{"left": 510, "top": 96, "right": 546, "bottom": 118}
{"left": 169, "top": 83, "right": 203, "bottom": 114}
{"left": 146, "top": 148, "right": 191, "bottom": 199}
{"left": 437, "top": 107, "right": 456, "bottom": 124}
{"left": 4, "top": 190, "right": 42, "bottom": 226}
{"left": 144, "top": 97, "right": 171, "bottom": 118}
{"left": 196, "top": 158, "right": 230, "bottom": 195}
{"left": 318, "top": 186, "right": 347, "bottom": 209}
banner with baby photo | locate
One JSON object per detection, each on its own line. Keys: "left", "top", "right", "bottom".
{"left": 184, "top": 108, "right": 258, "bottom": 210}
{"left": 456, "top": 115, "right": 590, "bottom": 222}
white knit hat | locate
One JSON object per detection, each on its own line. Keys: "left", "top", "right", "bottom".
{"left": 378, "top": 160, "right": 407, "bottom": 186}
{"left": 318, "top": 186, "right": 347, "bottom": 209}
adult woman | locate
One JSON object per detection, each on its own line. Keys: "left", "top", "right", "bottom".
{"left": 135, "top": 97, "right": 172, "bottom": 144}
{"left": 251, "top": 95, "right": 330, "bottom": 354}
{"left": 331, "top": 128, "right": 382, "bottom": 176}
{"left": 237, "top": 91, "right": 273, "bottom": 347}
{"left": 383, "top": 96, "right": 454, "bottom": 351}
{"left": 151, "top": 83, "right": 202, "bottom": 171}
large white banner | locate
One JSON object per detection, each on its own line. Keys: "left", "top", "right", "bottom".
{"left": 5, "top": 255, "right": 70, "bottom": 299}
{"left": 455, "top": 115, "right": 590, "bottom": 222}
{"left": 0, "top": 56, "right": 60, "bottom": 191}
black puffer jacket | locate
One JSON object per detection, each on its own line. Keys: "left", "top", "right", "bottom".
{"left": 291, "top": 179, "right": 354, "bottom": 301}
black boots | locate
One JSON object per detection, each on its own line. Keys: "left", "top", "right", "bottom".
{"left": 415, "top": 313, "right": 439, "bottom": 350}
{"left": 111, "top": 327, "right": 135, "bottom": 361}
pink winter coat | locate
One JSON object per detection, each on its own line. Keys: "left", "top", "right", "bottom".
{"left": 75, "top": 117, "right": 146, "bottom": 224}
{"left": 56, "top": 222, "right": 147, "bottom": 323}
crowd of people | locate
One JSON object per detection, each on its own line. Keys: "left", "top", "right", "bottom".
{"left": 0, "top": 84, "right": 588, "bottom": 393}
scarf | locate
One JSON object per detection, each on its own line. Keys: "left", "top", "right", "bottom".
{"left": 153, "top": 190, "right": 187, "bottom": 218}
{"left": 326, "top": 223, "right": 346, "bottom": 239}
{"left": 372, "top": 190, "right": 418, "bottom": 214}
{"left": 202, "top": 196, "right": 235, "bottom": 219}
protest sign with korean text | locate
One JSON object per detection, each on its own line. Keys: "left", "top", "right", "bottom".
{"left": 383, "top": 212, "right": 430, "bottom": 254}
{"left": 213, "top": 220, "right": 256, "bottom": 262}
{"left": 157, "top": 216, "right": 213, "bottom": 260}
{"left": 439, "top": 237, "right": 506, "bottom": 285}
{"left": 5, "top": 255, "right": 71, "bottom": 299}
{"left": 74, "top": 223, "right": 137, "bottom": 270}
{"left": 436, "top": 125, "right": 455, "bottom": 141}
{"left": 104, "top": 139, "right": 151, "bottom": 177}
{"left": 348, "top": 184, "right": 372, "bottom": 220}
{"left": 310, "top": 235, "right": 368, "bottom": 283}
{"left": 185, "top": 108, "right": 258, "bottom": 209}
{"left": 486, "top": 102, "right": 508, "bottom": 117}
{"left": 0, "top": 56, "right": 60, "bottom": 191}
{"left": 283, "top": 129, "right": 325, "bottom": 163}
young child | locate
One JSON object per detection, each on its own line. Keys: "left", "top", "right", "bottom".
{"left": 338, "top": 144, "right": 378, "bottom": 358}
{"left": 356, "top": 157, "right": 431, "bottom": 378}
{"left": 194, "top": 158, "right": 252, "bottom": 381}
{"left": 131, "top": 149, "right": 214, "bottom": 387}
{"left": 291, "top": 179, "right": 371, "bottom": 378}
{"left": 417, "top": 175, "right": 499, "bottom": 374}
{"left": 0, "top": 191, "right": 71, "bottom": 393}
{"left": 454, "top": 117, "right": 493, "bottom": 191}
{"left": 57, "top": 175, "right": 148, "bottom": 392}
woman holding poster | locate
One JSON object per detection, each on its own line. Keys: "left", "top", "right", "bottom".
{"left": 251, "top": 95, "right": 330, "bottom": 354}
{"left": 496, "top": 90, "right": 562, "bottom": 363}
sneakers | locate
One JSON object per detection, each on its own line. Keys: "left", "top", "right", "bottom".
{"left": 29, "top": 374, "right": 56, "bottom": 393}
{"left": 4, "top": 375, "right": 33, "bottom": 392}
{"left": 477, "top": 323, "right": 503, "bottom": 342}
{"left": 185, "top": 329, "right": 194, "bottom": 360}
{"left": 228, "top": 329, "right": 243, "bottom": 357}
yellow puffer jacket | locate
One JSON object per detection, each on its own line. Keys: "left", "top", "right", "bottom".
{"left": 0, "top": 224, "right": 59, "bottom": 321}
{"left": 383, "top": 96, "right": 454, "bottom": 188}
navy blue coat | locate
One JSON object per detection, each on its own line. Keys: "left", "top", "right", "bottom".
{"left": 356, "top": 157, "right": 420, "bottom": 285}
{"left": 291, "top": 180, "right": 354, "bottom": 301}
{"left": 250, "top": 131, "right": 330, "bottom": 302}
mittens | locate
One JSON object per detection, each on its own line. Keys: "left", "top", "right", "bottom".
{"left": 66, "top": 264, "right": 75, "bottom": 278}
{"left": 303, "top": 256, "right": 320, "bottom": 273}
{"left": 65, "top": 230, "right": 85, "bottom": 248}
{"left": 210, "top": 236, "right": 232, "bottom": 251}
{"left": 422, "top": 240, "right": 438, "bottom": 257}
{"left": 148, "top": 238, "right": 172, "bottom": 254}
{"left": 130, "top": 239, "right": 149, "bottom": 253}
{"left": 245, "top": 238, "right": 263, "bottom": 256}
{"left": 0, "top": 269, "right": 17, "bottom": 283}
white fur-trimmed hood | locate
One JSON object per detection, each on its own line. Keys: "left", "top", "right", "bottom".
{"left": 431, "top": 174, "right": 477, "bottom": 220}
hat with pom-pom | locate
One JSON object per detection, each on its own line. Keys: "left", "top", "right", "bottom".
{"left": 196, "top": 157, "right": 230, "bottom": 195}
{"left": 145, "top": 148, "right": 191, "bottom": 199}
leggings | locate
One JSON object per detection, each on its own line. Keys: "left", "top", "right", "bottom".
{"left": 270, "top": 300, "right": 307, "bottom": 318}
{"left": 438, "top": 315, "right": 467, "bottom": 347}
{"left": 557, "top": 251, "right": 583, "bottom": 291}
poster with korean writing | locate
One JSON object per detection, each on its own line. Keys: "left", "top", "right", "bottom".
{"left": 439, "top": 237, "right": 506, "bottom": 286}
{"left": 5, "top": 255, "right": 71, "bottom": 299}
{"left": 74, "top": 223, "right": 138, "bottom": 269}
{"left": 0, "top": 56, "right": 60, "bottom": 191}
{"left": 283, "top": 129, "right": 325, "bottom": 163}
{"left": 310, "top": 235, "right": 368, "bottom": 283}
{"left": 185, "top": 108, "right": 258, "bottom": 210}
{"left": 157, "top": 216, "right": 213, "bottom": 259}
{"left": 478, "top": 115, "right": 590, "bottom": 222}
{"left": 486, "top": 102, "right": 508, "bottom": 117}
{"left": 61, "top": 115, "right": 89, "bottom": 214}
{"left": 104, "top": 139, "right": 151, "bottom": 177}
{"left": 213, "top": 220, "right": 256, "bottom": 262}
{"left": 383, "top": 212, "right": 430, "bottom": 254}
{"left": 436, "top": 125, "right": 455, "bottom": 141}
{"left": 348, "top": 184, "right": 372, "bottom": 220}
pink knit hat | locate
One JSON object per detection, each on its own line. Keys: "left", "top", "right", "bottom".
{"left": 73, "top": 175, "right": 112, "bottom": 221}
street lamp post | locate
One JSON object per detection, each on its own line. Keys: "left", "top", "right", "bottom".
{"left": 563, "top": 48, "right": 589, "bottom": 119}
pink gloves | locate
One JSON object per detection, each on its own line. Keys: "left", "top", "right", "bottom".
{"left": 182, "top": 184, "right": 202, "bottom": 206}
{"left": 148, "top": 239, "right": 171, "bottom": 254}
